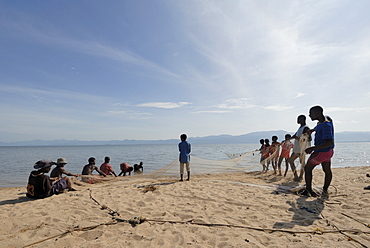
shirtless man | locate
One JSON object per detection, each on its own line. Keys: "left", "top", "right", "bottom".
{"left": 82, "top": 157, "right": 106, "bottom": 176}
{"left": 51, "top": 157, "right": 81, "bottom": 178}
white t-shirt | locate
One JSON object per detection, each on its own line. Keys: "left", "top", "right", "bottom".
{"left": 293, "top": 125, "right": 311, "bottom": 153}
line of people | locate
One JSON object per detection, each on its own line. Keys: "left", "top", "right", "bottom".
{"left": 26, "top": 156, "right": 144, "bottom": 199}
{"left": 259, "top": 115, "right": 312, "bottom": 180}
{"left": 259, "top": 105, "right": 335, "bottom": 197}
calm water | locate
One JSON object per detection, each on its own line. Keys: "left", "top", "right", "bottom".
{"left": 0, "top": 143, "right": 369, "bottom": 188}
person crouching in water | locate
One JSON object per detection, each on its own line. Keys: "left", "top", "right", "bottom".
{"left": 27, "top": 159, "right": 76, "bottom": 199}
{"left": 134, "top": 162, "right": 144, "bottom": 173}
{"left": 179, "top": 133, "right": 191, "bottom": 181}
{"left": 118, "top": 162, "right": 133, "bottom": 176}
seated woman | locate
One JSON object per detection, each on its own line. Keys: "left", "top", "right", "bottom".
{"left": 26, "top": 159, "right": 76, "bottom": 199}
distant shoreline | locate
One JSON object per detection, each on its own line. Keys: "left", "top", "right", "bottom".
{"left": 1, "top": 130, "right": 370, "bottom": 146}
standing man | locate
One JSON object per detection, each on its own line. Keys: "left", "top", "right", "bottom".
{"left": 288, "top": 115, "right": 310, "bottom": 181}
{"left": 304, "top": 106, "right": 334, "bottom": 197}
{"left": 179, "top": 133, "right": 191, "bottom": 181}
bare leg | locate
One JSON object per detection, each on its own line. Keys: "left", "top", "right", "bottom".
{"left": 260, "top": 157, "right": 266, "bottom": 172}
{"left": 288, "top": 153, "right": 299, "bottom": 179}
{"left": 321, "top": 161, "right": 332, "bottom": 192}
{"left": 272, "top": 158, "right": 277, "bottom": 174}
{"left": 277, "top": 156, "right": 283, "bottom": 176}
{"left": 298, "top": 154, "right": 306, "bottom": 180}
{"left": 284, "top": 158, "right": 289, "bottom": 177}
{"left": 64, "top": 177, "right": 76, "bottom": 190}
{"left": 304, "top": 153, "right": 319, "bottom": 196}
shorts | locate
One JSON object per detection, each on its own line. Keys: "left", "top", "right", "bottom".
{"left": 180, "top": 163, "right": 190, "bottom": 174}
{"left": 51, "top": 178, "right": 68, "bottom": 194}
{"left": 308, "top": 149, "right": 334, "bottom": 165}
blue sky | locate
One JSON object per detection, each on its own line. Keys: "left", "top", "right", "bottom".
{"left": 1, "top": 0, "right": 369, "bottom": 142}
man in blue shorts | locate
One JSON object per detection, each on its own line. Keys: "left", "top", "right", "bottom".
{"left": 303, "top": 106, "right": 334, "bottom": 197}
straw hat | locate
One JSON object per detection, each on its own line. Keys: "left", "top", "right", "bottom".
{"left": 57, "top": 157, "right": 68, "bottom": 164}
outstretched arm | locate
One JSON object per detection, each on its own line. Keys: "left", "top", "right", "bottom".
{"left": 94, "top": 166, "right": 107, "bottom": 177}
{"left": 305, "top": 139, "right": 334, "bottom": 154}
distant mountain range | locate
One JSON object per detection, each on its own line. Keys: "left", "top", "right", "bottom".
{"left": 1, "top": 131, "right": 370, "bottom": 146}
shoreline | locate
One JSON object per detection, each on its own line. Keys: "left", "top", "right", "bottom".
{"left": 2, "top": 164, "right": 369, "bottom": 190}
{"left": 1, "top": 166, "right": 370, "bottom": 247}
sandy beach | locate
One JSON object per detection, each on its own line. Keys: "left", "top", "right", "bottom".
{"left": 1, "top": 166, "right": 370, "bottom": 248}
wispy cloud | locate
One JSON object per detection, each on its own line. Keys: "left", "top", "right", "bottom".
{"left": 193, "top": 110, "right": 231, "bottom": 114}
{"left": 0, "top": 85, "right": 109, "bottom": 105}
{"left": 4, "top": 18, "right": 181, "bottom": 80}
{"left": 105, "top": 110, "right": 152, "bottom": 120}
{"left": 136, "top": 102, "right": 192, "bottom": 109}
{"left": 264, "top": 105, "right": 294, "bottom": 111}
{"left": 294, "top": 92, "right": 306, "bottom": 98}
{"left": 326, "top": 107, "right": 370, "bottom": 112}
{"left": 216, "top": 98, "right": 257, "bottom": 109}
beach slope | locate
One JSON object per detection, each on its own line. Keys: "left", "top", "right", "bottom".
{"left": 1, "top": 167, "right": 370, "bottom": 247}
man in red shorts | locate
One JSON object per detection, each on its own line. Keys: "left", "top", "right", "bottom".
{"left": 303, "top": 106, "right": 334, "bottom": 197}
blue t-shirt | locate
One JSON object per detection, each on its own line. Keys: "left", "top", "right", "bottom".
{"left": 314, "top": 121, "right": 334, "bottom": 152}
{"left": 179, "top": 141, "right": 191, "bottom": 163}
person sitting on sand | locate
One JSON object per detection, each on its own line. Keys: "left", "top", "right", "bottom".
{"left": 118, "top": 162, "right": 133, "bottom": 176}
{"left": 26, "top": 159, "right": 76, "bottom": 199}
{"left": 134, "top": 162, "right": 144, "bottom": 172}
{"left": 51, "top": 157, "right": 81, "bottom": 178}
{"left": 100, "top": 156, "right": 117, "bottom": 177}
{"left": 82, "top": 157, "right": 106, "bottom": 177}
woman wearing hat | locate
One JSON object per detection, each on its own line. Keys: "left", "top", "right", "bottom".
{"left": 26, "top": 159, "right": 76, "bottom": 199}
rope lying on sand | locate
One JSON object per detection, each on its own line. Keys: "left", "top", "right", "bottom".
{"left": 23, "top": 188, "right": 370, "bottom": 247}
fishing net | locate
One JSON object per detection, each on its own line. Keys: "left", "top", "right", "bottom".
{"left": 145, "top": 149, "right": 262, "bottom": 177}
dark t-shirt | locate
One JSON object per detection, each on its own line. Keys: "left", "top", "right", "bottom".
{"left": 26, "top": 171, "right": 52, "bottom": 198}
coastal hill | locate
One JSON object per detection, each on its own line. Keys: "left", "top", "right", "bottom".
{"left": 0, "top": 131, "right": 369, "bottom": 146}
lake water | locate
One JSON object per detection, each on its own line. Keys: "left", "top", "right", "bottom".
{"left": 0, "top": 142, "right": 369, "bottom": 188}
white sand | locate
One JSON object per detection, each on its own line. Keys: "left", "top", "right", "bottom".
{"left": 1, "top": 166, "right": 370, "bottom": 247}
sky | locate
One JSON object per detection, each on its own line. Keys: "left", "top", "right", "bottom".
{"left": 1, "top": 0, "right": 370, "bottom": 142}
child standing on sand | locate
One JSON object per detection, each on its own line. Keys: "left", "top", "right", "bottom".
{"left": 179, "top": 133, "right": 191, "bottom": 181}
{"left": 270, "top": 136, "right": 281, "bottom": 174}
{"left": 260, "top": 139, "right": 271, "bottom": 172}
{"left": 277, "top": 134, "right": 294, "bottom": 176}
